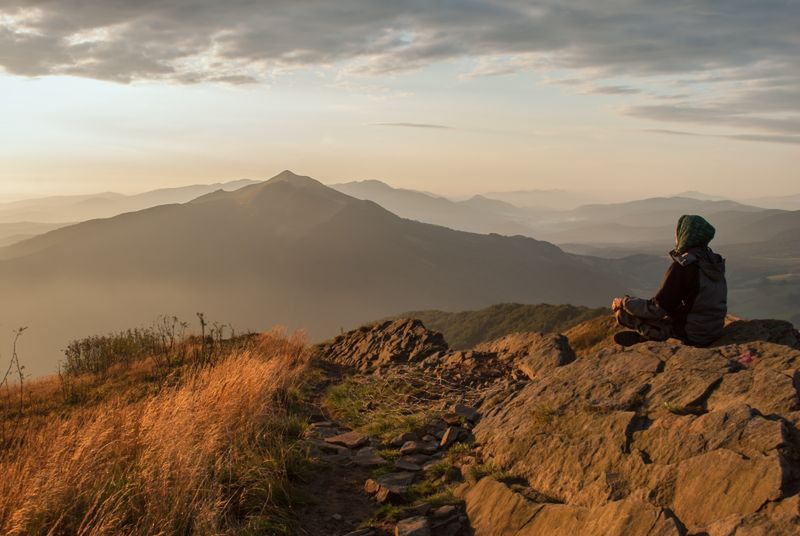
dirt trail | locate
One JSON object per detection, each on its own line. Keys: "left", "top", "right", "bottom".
{"left": 293, "top": 364, "right": 389, "bottom": 536}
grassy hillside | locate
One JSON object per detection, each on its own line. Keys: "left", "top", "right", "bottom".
{"left": 0, "top": 327, "right": 311, "bottom": 535}
{"left": 389, "top": 303, "right": 609, "bottom": 349}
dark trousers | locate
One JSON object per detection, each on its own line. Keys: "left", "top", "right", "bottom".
{"left": 614, "top": 308, "right": 674, "bottom": 342}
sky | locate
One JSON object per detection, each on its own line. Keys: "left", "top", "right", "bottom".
{"left": 0, "top": 0, "right": 798, "bottom": 200}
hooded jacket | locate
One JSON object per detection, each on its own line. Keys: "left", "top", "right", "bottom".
{"left": 623, "top": 215, "right": 728, "bottom": 345}
{"left": 665, "top": 246, "right": 728, "bottom": 345}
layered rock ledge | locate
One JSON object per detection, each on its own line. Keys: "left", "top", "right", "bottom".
{"left": 317, "top": 317, "right": 800, "bottom": 535}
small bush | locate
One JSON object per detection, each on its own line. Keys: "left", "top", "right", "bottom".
{"left": 61, "top": 315, "right": 254, "bottom": 378}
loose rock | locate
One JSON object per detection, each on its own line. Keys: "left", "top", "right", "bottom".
{"left": 451, "top": 403, "right": 479, "bottom": 422}
{"left": 326, "top": 431, "right": 369, "bottom": 449}
{"left": 439, "top": 426, "right": 462, "bottom": 449}
{"left": 365, "top": 472, "right": 417, "bottom": 504}
{"left": 395, "top": 460, "right": 422, "bottom": 472}
{"left": 353, "top": 447, "right": 386, "bottom": 467}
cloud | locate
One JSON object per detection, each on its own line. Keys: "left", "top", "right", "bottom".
{"left": 372, "top": 122, "right": 451, "bottom": 129}
{"left": 0, "top": 1, "right": 797, "bottom": 139}
{"left": 0, "top": 1, "right": 795, "bottom": 83}
{"left": 645, "top": 129, "right": 701, "bottom": 137}
{"left": 645, "top": 128, "right": 800, "bottom": 145}
{"left": 629, "top": 103, "right": 800, "bottom": 135}
{"left": 584, "top": 85, "right": 640, "bottom": 95}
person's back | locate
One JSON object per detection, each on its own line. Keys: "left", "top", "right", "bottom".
{"left": 676, "top": 245, "right": 727, "bottom": 345}
{"left": 612, "top": 215, "right": 728, "bottom": 346}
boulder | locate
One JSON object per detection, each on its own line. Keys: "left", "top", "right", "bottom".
{"left": 463, "top": 477, "right": 680, "bottom": 536}
{"left": 476, "top": 332, "right": 576, "bottom": 380}
{"left": 472, "top": 320, "right": 800, "bottom": 532}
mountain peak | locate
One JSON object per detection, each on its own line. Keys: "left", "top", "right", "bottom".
{"left": 266, "top": 170, "right": 322, "bottom": 188}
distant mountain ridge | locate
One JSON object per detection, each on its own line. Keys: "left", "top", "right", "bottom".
{"left": 0, "top": 171, "right": 627, "bottom": 376}
{"left": 331, "top": 179, "right": 532, "bottom": 236}
{"left": 0, "top": 179, "right": 258, "bottom": 224}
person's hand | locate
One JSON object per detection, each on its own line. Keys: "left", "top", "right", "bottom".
{"left": 611, "top": 297, "right": 623, "bottom": 312}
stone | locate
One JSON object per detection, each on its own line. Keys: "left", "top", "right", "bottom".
{"left": 431, "top": 518, "right": 463, "bottom": 536}
{"left": 439, "top": 426, "right": 462, "bottom": 449}
{"left": 365, "top": 472, "right": 417, "bottom": 504}
{"left": 325, "top": 430, "right": 369, "bottom": 449}
{"left": 432, "top": 505, "right": 458, "bottom": 518}
{"left": 353, "top": 447, "right": 387, "bottom": 467}
{"left": 306, "top": 424, "right": 341, "bottom": 439}
{"left": 390, "top": 431, "right": 418, "bottom": 447}
{"left": 400, "top": 440, "right": 437, "bottom": 455}
{"left": 400, "top": 454, "right": 431, "bottom": 465}
{"left": 395, "top": 460, "right": 422, "bottom": 472}
{"left": 308, "top": 421, "right": 335, "bottom": 429}
{"left": 442, "top": 413, "right": 463, "bottom": 426}
{"left": 405, "top": 503, "right": 432, "bottom": 516}
{"left": 395, "top": 516, "right": 431, "bottom": 536}
{"left": 306, "top": 438, "right": 350, "bottom": 455}
{"left": 451, "top": 403, "right": 479, "bottom": 422}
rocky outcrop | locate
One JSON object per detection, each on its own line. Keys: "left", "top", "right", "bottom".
{"left": 475, "top": 331, "right": 575, "bottom": 380}
{"left": 320, "top": 318, "right": 576, "bottom": 388}
{"left": 317, "top": 319, "right": 448, "bottom": 371}
{"left": 459, "top": 476, "right": 681, "bottom": 536}
{"left": 317, "top": 317, "right": 800, "bottom": 534}
{"left": 474, "top": 319, "right": 800, "bottom": 535}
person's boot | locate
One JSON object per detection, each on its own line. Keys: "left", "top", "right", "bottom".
{"left": 614, "top": 330, "right": 647, "bottom": 347}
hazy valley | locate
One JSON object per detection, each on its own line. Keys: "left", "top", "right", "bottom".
{"left": 1, "top": 171, "right": 798, "bottom": 377}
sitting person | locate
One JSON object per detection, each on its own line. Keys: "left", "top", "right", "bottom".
{"left": 611, "top": 214, "right": 727, "bottom": 347}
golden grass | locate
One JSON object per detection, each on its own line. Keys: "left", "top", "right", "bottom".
{"left": 0, "top": 329, "right": 311, "bottom": 535}
{"left": 564, "top": 315, "right": 619, "bottom": 356}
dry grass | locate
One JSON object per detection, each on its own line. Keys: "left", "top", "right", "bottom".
{"left": 0, "top": 328, "right": 311, "bottom": 535}
{"left": 324, "top": 365, "right": 483, "bottom": 442}
{"left": 564, "top": 315, "right": 619, "bottom": 356}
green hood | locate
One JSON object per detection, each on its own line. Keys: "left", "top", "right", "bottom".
{"left": 675, "top": 215, "right": 715, "bottom": 253}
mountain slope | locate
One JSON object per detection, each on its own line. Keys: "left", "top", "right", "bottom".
{"left": 0, "top": 179, "right": 258, "bottom": 224}
{"left": 386, "top": 303, "right": 608, "bottom": 349}
{"left": 331, "top": 179, "right": 532, "bottom": 236}
{"left": 0, "top": 171, "right": 627, "bottom": 376}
